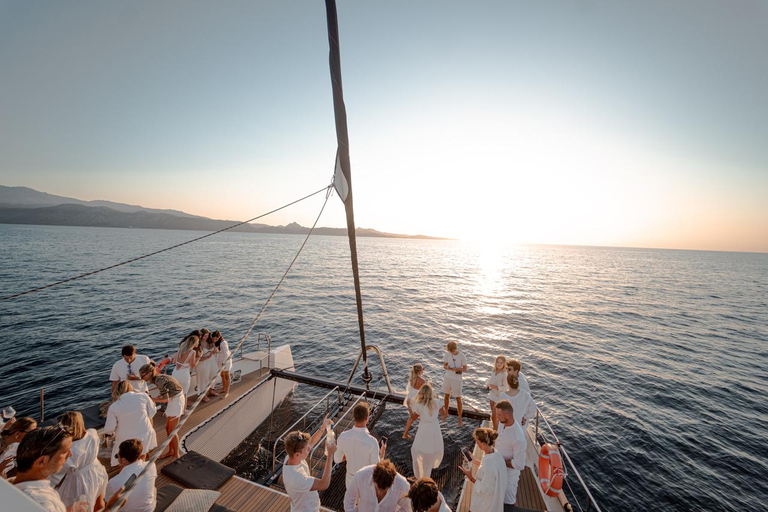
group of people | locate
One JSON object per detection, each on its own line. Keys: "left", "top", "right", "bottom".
{"left": 1, "top": 411, "right": 154, "bottom": 512}
{"left": 283, "top": 340, "right": 537, "bottom": 512}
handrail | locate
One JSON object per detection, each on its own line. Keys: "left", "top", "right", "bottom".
{"left": 272, "top": 386, "right": 340, "bottom": 471}
{"left": 535, "top": 408, "right": 602, "bottom": 512}
{"left": 307, "top": 391, "right": 367, "bottom": 472}
{"left": 346, "top": 344, "right": 393, "bottom": 395}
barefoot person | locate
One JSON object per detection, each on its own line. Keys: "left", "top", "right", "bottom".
{"left": 196, "top": 329, "right": 220, "bottom": 402}
{"left": 172, "top": 335, "right": 199, "bottom": 400}
{"left": 334, "top": 402, "right": 384, "bottom": 487}
{"left": 139, "top": 362, "right": 184, "bottom": 460}
{"left": 486, "top": 355, "right": 507, "bottom": 430}
{"left": 104, "top": 382, "right": 157, "bottom": 467}
{"left": 212, "top": 331, "right": 232, "bottom": 398}
{"left": 410, "top": 383, "right": 446, "bottom": 480}
{"left": 441, "top": 341, "right": 467, "bottom": 426}
{"left": 403, "top": 364, "right": 425, "bottom": 439}
{"left": 283, "top": 417, "right": 336, "bottom": 512}
{"left": 459, "top": 427, "right": 507, "bottom": 512}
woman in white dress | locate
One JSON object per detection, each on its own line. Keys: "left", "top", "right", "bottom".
{"left": 52, "top": 411, "right": 108, "bottom": 510}
{"left": 459, "top": 427, "right": 507, "bottom": 512}
{"left": 403, "top": 363, "right": 426, "bottom": 439}
{"left": 410, "top": 383, "right": 446, "bottom": 479}
{"left": 486, "top": 355, "right": 507, "bottom": 430}
{"left": 172, "top": 334, "right": 199, "bottom": 399}
{"left": 212, "top": 331, "right": 232, "bottom": 398}
{"left": 104, "top": 381, "right": 158, "bottom": 466}
{"left": 0, "top": 417, "right": 36, "bottom": 476}
{"left": 196, "top": 329, "right": 219, "bottom": 402}
{"left": 500, "top": 373, "right": 537, "bottom": 427}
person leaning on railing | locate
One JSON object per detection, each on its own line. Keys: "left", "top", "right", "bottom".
{"left": 283, "top": 416, "right": 336, "bottom": 512}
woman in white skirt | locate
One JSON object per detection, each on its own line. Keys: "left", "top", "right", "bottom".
{"left": 410, "top": 383, "right": 446, "bottom": 479}
{"left": 52, "top": 411, "right": 108, "bottom": 511}
{"left": 403, "top": 363, "right": 425, "bottom": 439}
{"left": 486, "top": 355, "right": 507, "bottom": 430}
{"left": 104, "top": 381, "right": 158, "bottom": 466}
{"left": 196, "top": 329, "right": 220, "bottom": 402}
{"left": 140, "top": 362, "right": 185, "bottom": 460}
{"left": 459, "top": 427, "right": 507, "bottom": 512}
{"left": 212, "top": 331, "right": 232, "bottom": 398}
{"left": 172, "top": 334, "right": 199, "bottom": 399}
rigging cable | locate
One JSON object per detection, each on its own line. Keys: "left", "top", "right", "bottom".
{"left": 0, "top": 185, "right": 332, "bottom": 302}
{"left": 109, "top": 184, "right": 334, "bottom": 511}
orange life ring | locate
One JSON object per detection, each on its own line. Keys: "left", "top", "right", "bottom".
{"left": 538, "top": 443, "right": 564, "bottom": 497}
{"left": 157, "top": 356, "right": 173, "bottom": 374}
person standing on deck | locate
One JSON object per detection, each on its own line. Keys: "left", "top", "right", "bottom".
{"left": 407, "top": 478, "right": 452, "bottom": 512}
{"left": 139, "top": 362, "right": 184, "bottom": 460}
{"left": 494, "top": 400, "right": 526, "bottom": 506}
{"left": 506, "top": 359, "right": 530, "bottom": 394}
{"left": 172, "top": 334, "right": 199, "bottom": 401}
{"left": 212, "top": 331, "right": 232, "bottom": 398}
{"left": 196, "top": 329, "right": 220, "bottom": 401}
{"left": 410, "top": 383, "right": 446, "bottom": 480}
{"left": 106, "top": 439, "right": 157, "bottom": 512}
{"left": 110, "top": 345, "right": 150, "bottom": 396}
{"left": 283, "top": 416, "right": 336, "bottom": 512}
{"left": 486, "top": 355, "right": 507, "bottom": 431}
{"left": 498, "top": 373, "right": 537, "bottom": 428}
{"left": 343, "top": 459, "right": 412, "bottom": 512}
{"left": 334, "top": 402, "right": 385, "bottom": 487}
{"left": 441, "top": 341, "right": 467, "bottom": 426}
{"left": 459, "top": 427, "right": 507, "bottom": 512}
{"left": 403, "top": 363, "right": 426, "bottom": 439}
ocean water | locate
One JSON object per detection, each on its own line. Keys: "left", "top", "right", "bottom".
{"left": 1, "top": 223, "right": 766, "bottom": 511}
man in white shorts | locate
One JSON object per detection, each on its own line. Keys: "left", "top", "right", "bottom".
{"left": 441, "top": 341, "right": 467, "bottom": 426}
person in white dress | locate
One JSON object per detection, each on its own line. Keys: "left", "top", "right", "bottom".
{"left": 196, "top": 329, "right": 220, "bottom": 402}
{"left": 441, "top": 341, "right": 467, "bottom": 427}
{"left": 212, "top": 331, "right": 232, "bottom": 398}
{"left": 486, "top": 355, "right": 507, "bottom": 431}
{"left": 343, "top": 459, "right": 412, "bottom": 512}
{"left": 106, "top": 439, "right": 157, "bottom": 512}
{"left": 407, "top": 478, "right": 452, "bottom": 512}
{"left": 51, "top": 412, "right": 108, "bottom": 510}
{"left": 494, "top": 400, "right": 526, "bottom": 505}
{"left": 409, "top": 383, "right": 446, "bottom": 479}
{"left": 459, "top": 427, "right": 507, "bottom": 512}
{"left": 104, "top": 382, "right": 157, "bottom": 466}
{"left": 109, "top": 345, "right": 151, "bottom": 397}
{"left": 172, "top": 335, "right": 199, "bottom": 399}
{"left": 0, "top": 416, "right": 36, "bottom": 476}
{"left": 403, "top": 364, "right": 425, "bottom": 439}
{"left": 506, "top": 359, "right": 530, "bottom": 394}
{"left": 334, "top": 402, "right": 385, "bottom": 487}
{"left": 498, "top": 373, "right": 537, "bottom": 428}
{"left": 283, "top": 417, "right": 337, "bottom": 512}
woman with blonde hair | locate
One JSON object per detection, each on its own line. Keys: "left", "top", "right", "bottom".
{"left": 403, "top": 363, "right": 426, "bottom": 439}
{"left": 459, "top": 427, "right": 507, "bottom": 512}
{"left": 104, "top": 381, "right": 158, "bottom": 466}
{"left": 51, "top": 411, "right": 108, "bottom": 511}
{"left": 173, "top": 334, "right": 200, "bottom": 399}
{"left": 409, "top": 383, "right": 446, "bottom": 479}
{"left": 486, "top": 355, "right": 507, "bottom": 430}
{"left": 0, "top": 416, "right": 36, "bottom": 476}
{"left": 196, "top": 328, "right": 220, "bottom": 402}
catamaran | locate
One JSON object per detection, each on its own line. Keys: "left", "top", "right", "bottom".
{"left": 0, "top": 1, "right": 602, "bottom": 511}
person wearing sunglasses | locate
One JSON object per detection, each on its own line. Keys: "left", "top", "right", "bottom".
{"left": 110, "top": 345, "right": 151, "bottom": 397}
{"left": 1, "top": 416, "right": 36, "bottom": 477}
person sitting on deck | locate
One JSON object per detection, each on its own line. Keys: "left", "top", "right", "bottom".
{"left": 458, "top": 427, "right": 507, "bottom": 512}
{"left": 110, "top": 345, "right": 151, "bottom": 397}
{"left": 334, "top": 402, "right": 385, "bottom": 487}
{"left": 14, "top": 426, "right": 124, "bottom": 512}
{"left": 283, "top": 417, "right": 337, "bottom": 512}
{"left": 494, "top": 400, "right": 526, "bottom": 506}
{"left": 106, "top": 439, "right": 157, "bottom": 512}
{"left": 343, "top": 458, "right": 411, "bottom": 512}
{"left": 506, "top": 359, "right": 530, "bottom": 394}
{"left": 441, "top": 341, "right": 467, "bottom": 426}
{"left": 407, "top": 477, "right": 452, "bottom": 512}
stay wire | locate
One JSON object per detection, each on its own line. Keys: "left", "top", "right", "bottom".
{"left": 109, "top": 184, "right": 334, "bottom": 511}
{"left": 0, "top": 185, "right": 332, "bottom": 302}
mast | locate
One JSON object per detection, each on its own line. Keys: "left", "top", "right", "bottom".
{"left": 325, "top": 0, "right": 371, "bottom": 383}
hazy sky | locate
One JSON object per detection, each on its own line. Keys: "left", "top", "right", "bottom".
{"left": 1, "top": 1, "right": 766, "bottom": 252}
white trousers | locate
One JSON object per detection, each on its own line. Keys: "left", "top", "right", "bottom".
{"left": 504, "top": 468, "right": 521, "bottom": 504}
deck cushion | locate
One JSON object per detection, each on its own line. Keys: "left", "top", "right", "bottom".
{"left": 160, "top": 451, "right": 236, "bottom": 490}
{"left": 154, "top": 484, "right": 184, "bottom": 512}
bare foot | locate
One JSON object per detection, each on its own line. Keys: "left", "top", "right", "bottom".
{"left": 457, "top": 418, "right": 463, "bottom": 427}
{"left": 208, "top": 390, "right": 220, "bottom": 397}
{"left": 201, "top": 397, "right": 210, "bottom": 403}
{"left": 222, "top": 393, "right": 229, "bottom": 399}
{"left": 157, "top": 452, "right": 174, "bottom": 460}
{"left": 403, "top": 433, "right": 412, "bottom": 439}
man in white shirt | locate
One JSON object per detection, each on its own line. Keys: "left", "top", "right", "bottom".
{"left": 407, "top": 478, "right": 452, "bottom": 512}
{"left": 283, "top": 417, "right": 337, "bottom": 512}
{"left": 110, "top": 345, "right": 151, "bottom": 396}
{"left": 441, "top": 341, "right": 467, "bottom": 426}
{"left": 494, "top": 400, "right": 526, "bottom": 505}
{"left": 344, "top": 459, "right": 411, "bottom": 512}
{"left": 506, "top": 359, "right": 530, "bottom": 394}
{"left": 106, "top": 439, "right": 157, "bottom": 512}
{"left": 334, "top": 403, "right": 385, "bottom": 487}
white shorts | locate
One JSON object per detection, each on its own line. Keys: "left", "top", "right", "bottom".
{"left": 442, "top": 377, "right": 463, "bottom": 397}
{"left": 165, "top": 393, "right": 186, "bottom": 418}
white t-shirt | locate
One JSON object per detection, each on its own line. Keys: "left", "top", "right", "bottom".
{"left": 283, "top": 460, "right": 319, "bottom": 512}
{"left": 496, "top": 421, "right": 526, "bottom": 471}
{"left": 443, "top": 351, "right": 467, "bottom": 380}
{"left": 109, "top": 355, "right": 151, "bottom": 393}
{"left": 106, "top": 460, "right": 157, "bottom": 512}
{"left": 15, "top": 480, "right": 67, "bottom": 512}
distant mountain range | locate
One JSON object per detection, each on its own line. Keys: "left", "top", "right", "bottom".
{"left": 0, "top": 186, "right": 444, "bottom": 239}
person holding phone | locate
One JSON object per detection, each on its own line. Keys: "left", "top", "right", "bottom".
{"left": 458, "top": 427, "right": 507, "bottom": 512}
{"left": 106, "top": 439, "right": 157, "bottom": 512}
{"left": 441, "top": 341, "right": 467, "bottom": 426}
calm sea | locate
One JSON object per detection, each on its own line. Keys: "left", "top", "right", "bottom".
{"left": 1, "top": 224, "right": 766, "bottom": 511}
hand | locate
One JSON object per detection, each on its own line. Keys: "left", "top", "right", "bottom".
{"left": 378, "top": 440, "right": 387, "bottom": 458}
{"left": 127, "top": 374, "right": 139, "bottom": 380}
{"left": 489, "top": 385, "right": 498, "bottom": 390}
{"left": 458, "top": 465, "right": 471, "bottom": 477}
{"left": 101, "top": 486, "right": 124, "bottom": 511}
{"left": 326, "top": 441, "right": 338, "bottom": 456}
{"left": 1, "top": 456, "right": 15, "bottom": 478}
{"left": 321, "top": 415, "right": 332, "bottom": 430}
